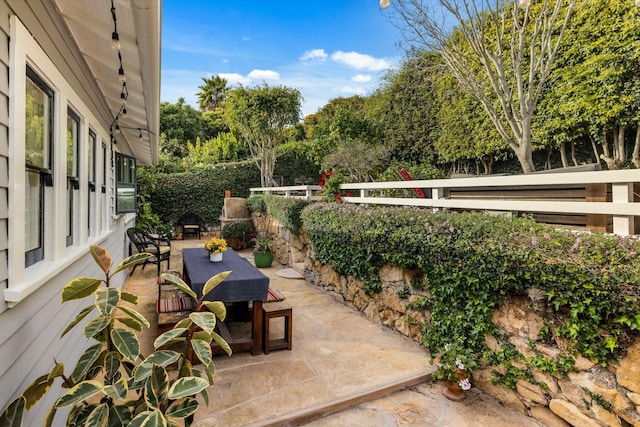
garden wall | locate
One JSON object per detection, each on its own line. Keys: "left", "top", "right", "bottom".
{"left": 254, "top": 212, "right": 640, "bottom": 427}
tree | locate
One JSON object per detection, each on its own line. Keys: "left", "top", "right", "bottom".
{"left": 389, "top": 0, "right": 576, "bottom": 173}
{"left": 197, "top": 75, "right": 229, "bottom": 111}
{"left": 224, "top": 84, "right": 302, "bottom": 187}
{"left": 159, "top": 98, "right": 205, "bottom": 158}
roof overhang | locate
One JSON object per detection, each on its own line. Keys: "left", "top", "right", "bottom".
{"left": 54, "top": 0, "right": 161, "bottom": 166}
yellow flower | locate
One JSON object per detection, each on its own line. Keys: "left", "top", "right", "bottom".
{"left": 204, "top": 237, "right": 227, "bottom": 254}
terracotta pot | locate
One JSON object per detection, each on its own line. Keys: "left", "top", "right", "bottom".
{"left": 442, "top": 369, "right": 467, "bottom": 402}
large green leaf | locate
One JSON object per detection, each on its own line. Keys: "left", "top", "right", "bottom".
{"left": 134, "top": 350, "right": 181, "bottom": 383}
{"left": 189, "top": 312, "right": 216, "bottom": 335}
{"left": 116, "top": 316, "right": 144, "bottom": 332}
{"left": 62, "top": 277, "right": 102, "bottom": 302}
{"left": 110, "top": 328, "right": 140, "bottom": 361}
{"left": 95, "top": 287, "right": 121, "bottom": 316}
{"left": 61, "top": 305, "right": 95, "bottom": 337}
{"left": 167, "top": 377, "right": 209, "bottom": 400}
{"left": 165, "top": 398, "right": 198, "bottom": 420}
{"left": 85, "top": 402, "right": 108, "bottom": 426}
{"left": 159, "top": 273, "right": 197, "bottom": 300}
{"left": 145, "top": 364, "right": 169, "bottom": 409}
{"left": 83, "top": 315, "right": 111, "bottom": 340}
{"left": 202, "top": 271, "right": 232, "bottom": 300}
{"left": 154, "top": 328, "right": 189, "bottom": 349}
{"left": 127, "top": 411, "right": 153, "bottom": 427}
{"left": 190, "top": 339, "right": 212, "bottom": 366}
{"left": 90, "top": 245, "right": 112, "bottom": 274}
{"left": 55, "top": 380, "right": 103, "bottom": 408}
{"left": 108, "top": 405, "right": 132, "bottom": 426}
{"left": 104, "top": 351, "right": 122, "bottom": 381}
{"left": 120, "top": 291, "right": 139, "bottom": 304}
{"left": 71, "top": 343, "right": 102, "bottom": 382}
{"left": 103, "top": 378, "right": 128, "bottom": 400}
{"left": 0, "top": 396, "right": 25, "bottom": 427}
{"left": 22, "top": 373, "right": 56, "bottom": 409}
{"left": 211, "top": 331, "right": 232, "bottom": 357}
{"left": 118, "top": 305, "right": 151, "bottom": 329}
{"left": 112, "top": 253, "right": 154, "bottom": 275}
{"left": 202, "top": 301, "right": 227, "bottom": 321}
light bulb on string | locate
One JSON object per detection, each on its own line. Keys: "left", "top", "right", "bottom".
{"left": 121, "top": 107, "right": 127, "bottom": 119}
{"left": 118, "top": 66, "right": 126, "bottom": 83}
{"left": 111, "top": 32, "right": 120, "bottom": 51}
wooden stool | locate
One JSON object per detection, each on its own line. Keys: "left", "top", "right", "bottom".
{"left": 262, "top": 301, "right": 292, "bottom": 354}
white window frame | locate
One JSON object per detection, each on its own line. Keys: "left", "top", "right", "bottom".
{"left": 5, "top": 16, "right": 113, "bottom": 306}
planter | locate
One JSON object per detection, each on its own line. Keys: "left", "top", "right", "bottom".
{"left": 253, "top": 251, "right": 273, "bottom": 268}
{"left": 443, "top": 369, "right": 468, "bottom": 402}
{"left": 226, "top": 237, "right": 248, "bottom": 250}
{"left": 209, "top": 252, "right": 223, "bottom": 262}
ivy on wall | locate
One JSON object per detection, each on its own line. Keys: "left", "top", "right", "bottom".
{"left": 301, "top": 203, "right": 640, "bottom": 370}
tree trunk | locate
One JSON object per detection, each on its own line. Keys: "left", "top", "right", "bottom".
{"left": 632, "top": 126, "right": 640, "bottom": 169}
{"left": 600, "top": 127, "right": 626, "bottom": 169}
{"left": 570, "top": 140, "right": 579, "bottom": 166}
{"left": 589, "top": 134, "right": 601, "bottom": 166}
{"left": 560, "top": 142, "right": 568, "bottom": 168}
{"left": 516, "top": 145, "right": 536, "bottom": 174}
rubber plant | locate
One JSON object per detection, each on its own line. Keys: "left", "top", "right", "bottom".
{"left": 0, "top": 245, "right": 231, "bottom": 426}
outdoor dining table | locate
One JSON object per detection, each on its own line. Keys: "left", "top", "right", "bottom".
{"left": 181, "top": 247, "right": 270, "bottom": 355}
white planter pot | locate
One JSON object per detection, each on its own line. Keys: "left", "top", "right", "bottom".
{"left": 209, "top": 252, "right": 223, "bottom": 262}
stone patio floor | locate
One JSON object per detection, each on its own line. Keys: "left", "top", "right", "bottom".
{"left": 123, "top": 238, "right": 546, "bottom": 426}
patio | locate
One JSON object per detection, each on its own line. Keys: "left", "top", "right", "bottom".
{"left": 124, "top": 238, "right": 544, "bottom": 426}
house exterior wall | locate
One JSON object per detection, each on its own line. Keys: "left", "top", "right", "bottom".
{"left": 0, "top": 1, "right": 141, "bottom": 423}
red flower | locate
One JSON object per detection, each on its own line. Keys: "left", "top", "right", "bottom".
{"left": 335, "top": 194, "right": 341, "bottom": 200}
{"left": 319, "top": 181, "right": 325, "bottom": 187}
{"left": 345, "top": 192, "right": 351, "bottom": 197}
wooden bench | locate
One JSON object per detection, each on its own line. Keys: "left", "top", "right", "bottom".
{"left": 177, "top": 213, "right": 204, "bottom": 239}
{"left": 156, "top": 272, "right": 195, "bottom": 336}
{"left": 262, "top": 301, "right": 293, "bottom": 354}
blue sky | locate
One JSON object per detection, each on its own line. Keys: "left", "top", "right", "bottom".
{"left": 161, "top": 1, "right": 404, "bottom": 117}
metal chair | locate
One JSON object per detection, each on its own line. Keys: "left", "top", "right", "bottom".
{"left": 126, "top": 228, "right": 171, "bottom": 276}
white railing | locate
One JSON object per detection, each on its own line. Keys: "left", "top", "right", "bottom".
{"left": 250, "top": 169, "right": 640, "bottom": 236}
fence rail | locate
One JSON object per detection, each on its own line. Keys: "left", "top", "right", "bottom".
{"left": 251, "top": 169, "right": 640, "bottom": 236}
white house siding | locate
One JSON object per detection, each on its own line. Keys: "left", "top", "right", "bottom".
{"left": 0, "top": 1, "right": 141, "bottom": 424}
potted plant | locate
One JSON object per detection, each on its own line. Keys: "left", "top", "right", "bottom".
{"left": 431, "top": 342, "right": 478, "bottom": 401}
{"left": 252, "top": 235, "right": 273, "bottom": 268}
{"left": 205, "top": 237, "right": 227, "bottom": 262}
{"left": 221, "top": 222, "right": 254, "bottom": 249}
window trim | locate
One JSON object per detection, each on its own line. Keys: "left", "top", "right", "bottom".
{"left": 115, "top": 152, "right": 137, "bottom": 214}
{"left": 66, "top": 107, "right": 80, "bottom": 247}
{"left": 24, "top": 65, "right": 55, "bottom": 267}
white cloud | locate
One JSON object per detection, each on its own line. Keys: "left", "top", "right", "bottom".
{"left": 352, "top": 74, "right": 372, "bottom": 83}
{"left": 331, "top": 51, "right": 392, "bottom": 71}
{"left": 219, "top": 73, "right": 252, "bottom": 85}
{"left": 300, "top": 49, "right": 328, "bottom": 62}
{"left": 339, "top": 86, "right": 366, "bottom": 95}
{"left": 248, "top": 69, "right": 281, "bottom": 80}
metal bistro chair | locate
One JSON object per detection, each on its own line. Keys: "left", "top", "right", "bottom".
{"left": 127, "top": 228, "right": 171, "bottom": 276}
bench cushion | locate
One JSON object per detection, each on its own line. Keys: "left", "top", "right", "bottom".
{"left": 157, "top": 296, "right": 195, "bottom": 313}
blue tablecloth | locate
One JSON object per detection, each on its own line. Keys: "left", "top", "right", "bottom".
{"left": 182, "top": 248, "right": 269, "bottom": 302}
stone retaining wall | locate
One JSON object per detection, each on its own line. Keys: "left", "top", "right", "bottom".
{"left": 254, "top": 213, "right": 640, "bottom": 427}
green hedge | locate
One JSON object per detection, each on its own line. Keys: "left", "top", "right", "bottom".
{"left": 274, "top": 141, "right": 321, "bottom": 185}
{"left": 301, "top": 203, "right": 640, "bottom": 366}
{"left": 149, "top": 160, "right": 260, "bottom": 227}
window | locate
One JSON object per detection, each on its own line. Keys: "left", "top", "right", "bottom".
{"left": 88, "top": 130, "right": 96, "bottom": 234}
{"left": 66, "top": 108, "right": 80, "bottom": 246}
{"left": 25, "top": 65, "right": 54, "bottom": 267}
{"left": 115, "top": 153, "right": 136, "bottom": 214}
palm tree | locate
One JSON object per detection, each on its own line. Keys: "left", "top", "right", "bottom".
{"left": 197, "top": 75, "right": 228, "bottom": 111}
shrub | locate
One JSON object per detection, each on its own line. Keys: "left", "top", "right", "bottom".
{"left": 262, "top": 195, "right": 311, "bottom": 235}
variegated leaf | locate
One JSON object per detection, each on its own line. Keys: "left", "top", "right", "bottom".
{"left": 190, "top": 339, "right": 212, "bottom": 366}
{"left": 22, "top": 373, "right": 55, "bottom": 410}
{"left": 112, "top": 253, "right": 154, "bottom": 276}
{"left": 55, "top": 380, "right": 103, "bottom": 408}
{"left": 90, "top": 245, "right": 112, "bottom": 274}
{"left": 133, "top": 350, "right": 181, "bottom": 383}
{"left": 103, "top": 378, "right": 128, "bottom": 400}
{"left": 202, "top": 271, "right": 231, "bottom": 300}
{"left": 85, "top": 402, "right": 109, "bottom": 426}
{"left": 0, "top": 396, "right": 25, "bottom": 427}
{"left": 202, "top": 301, "right": 226, "bottom": 321}
{"left": 116, "top": 316, "right": 143, "bottom": 332}
{"left": 71, "top": 343, "right": 102, "bottom": 382}
{"left": 104, "top": 351, "right": 122, "bottom": 381}
{"left": 154, "top": 328, "right": 189, "bottom": 349}
{"left": 167, "top": 377, "right": 209, "bottom": 400}
{"left": 120, "top": 291, "right": 139, "bottom": 304}
{"left": 145, "top": 364, "right": 169, "bottom": 409}
{"left": 83, "top": 316, "right": 111, "bottom": 340}
{"left": 95, "top": 287, "right": 121, "bottom": 316}
{"left": 159, "top": 273, "right": 197, "bottom": 300}
{"left": 189, "top": 312, "right": 216, "bottom": 335}
{"left": 211, "top": 331, "right": 232, "bottom": 357}
{"left": 61, "top": 305, "right": 95, "bottom": 337}
{"left": 165, "top": 397, "right": 198, "bottom": 420}
{"left": 110, "top": 328, "right": 140, "bottom": 361}
{"left": 118, "top": 305, "right": 151, "bottom": 329}
{"left": 62, "top": 277, "right": 102, "bottom": 302}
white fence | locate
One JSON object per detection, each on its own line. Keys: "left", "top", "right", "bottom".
{"left": 250, "top": 169, "right": 640, "bottom": 236}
